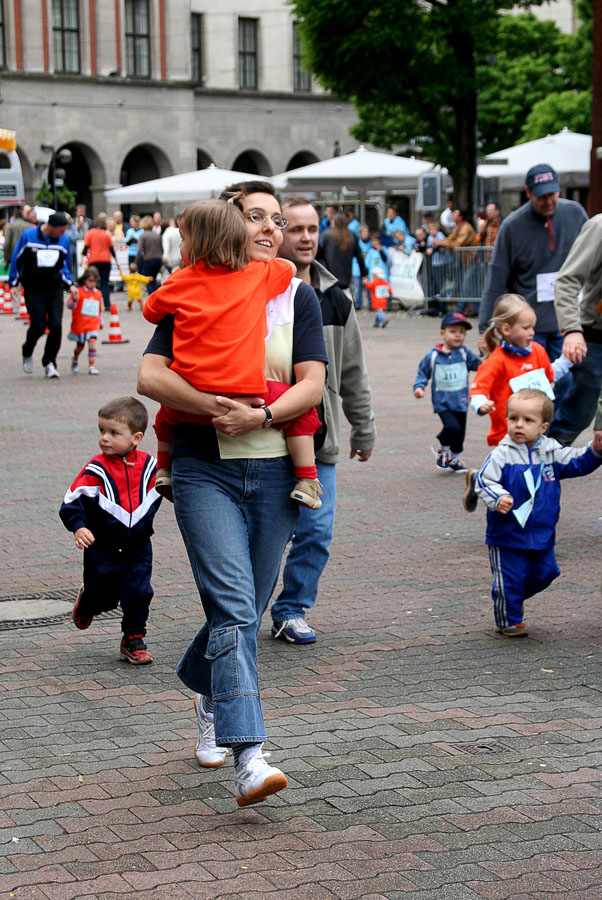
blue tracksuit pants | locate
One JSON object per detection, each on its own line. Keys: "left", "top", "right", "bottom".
{"left": 79, "top": 542, "right": 154, "bottom": 636}
{"left": 488, "top": 545, "right": 560, "bottom": 627}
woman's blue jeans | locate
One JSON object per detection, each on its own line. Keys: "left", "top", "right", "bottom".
{"left": 173, "top": 455, "right": 298, "bottom": 746}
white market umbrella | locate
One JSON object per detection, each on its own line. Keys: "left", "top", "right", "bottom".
{"left": 477, "top": 130, "right": 591, "bottom": 189}
{"left": 278, "top": 145, "right": 436, "bottom": 192}
{"left": 105, "top": 164, "right": 283, "bottom": 205}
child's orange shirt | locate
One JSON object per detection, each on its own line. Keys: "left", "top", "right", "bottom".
{"left": 68, "top": 286, "right": 103, "bottom": 335}
{"left": 364, "top": 277, "right": 392, "bottom": 311}
{"left": 469, "top": 343, "right": 554, "bottom": 446}
{"left": 142, "top": 258, "right": 293, "bottom": 394}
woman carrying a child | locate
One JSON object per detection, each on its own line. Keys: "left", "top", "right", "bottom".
{"left": 137, "top": 181, "right": 327, "bottom": 808}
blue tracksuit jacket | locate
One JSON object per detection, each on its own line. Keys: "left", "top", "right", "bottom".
{"left": 475, "top": 434, "right": 602, "bottom": 551}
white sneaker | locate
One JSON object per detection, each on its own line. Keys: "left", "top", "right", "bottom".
{"left": 193, "top": 694, "right": 229, "bottom": 768}
{"left": 44, "top": 362, "right": 60, "bottom": 378}
{"left": 234, "top": 746, "right": 288, "bottom": 807}
{"left": 22, "top": 356, "right": 34, "bottom": 374}
{"left": 88, "top": 367, "right": 100, "bottom": 375}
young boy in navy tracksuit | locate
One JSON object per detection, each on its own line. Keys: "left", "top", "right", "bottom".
{"left": 413, "top": 312, "right": 481, "bottom": 472}
{"left": 59, "top": 396, "right": 162, "bottom": 664}
{"left": 474, "top": 388, "right": 602, "bottom": 637}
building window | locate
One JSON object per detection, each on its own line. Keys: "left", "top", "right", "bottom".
{"left": 191, "top": 13, "right": 204, "bottom": 83}
{"left": 238, "top": 17, "right": 258, "bottom": 90}
{"left": 52, "top": 0, "right": 80, "bottom": 74}
{"left": 293, "top": 22, "right": 310, "bottom": 92}
{"left": 125, "top": 0, "right": 151, "bottom": 78}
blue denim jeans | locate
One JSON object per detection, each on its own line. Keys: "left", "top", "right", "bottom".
{"left": 353, "top": 275, "right": 365, "bottom": 309}
{"left": 271, "top": 461, "right": 336, "bottom": 623}
{"left": 533, "top": 331, "right": 571, "bottom": 409}
{"left": 547, "top": 340, "right": 602, "bottom": 444}
{"left": 173, "top": 455, "right": 298, "bottom": 745}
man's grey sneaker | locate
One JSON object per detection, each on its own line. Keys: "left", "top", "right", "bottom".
{"left": 448, "top": 456, "right": 467, "bottom": 473}
{"left": 436, "top": 448, "right": 450, "bottom": 471}
{"left": 463, "top": 468, "right": 479, "bottom": 511}
{"left": 272, "top": 617, "right": 317, "bottom": 644}
{"left": 193, "top": 694, "right": 229, "bottom": 768}
{"left": 44, "top": 362, "right": 60, "bottom": 378}
{"left": 234, "top": 745, "right": 287, "bottom": 807}
{"left": 22, "top": 356, "right": 34, "bottom": 374}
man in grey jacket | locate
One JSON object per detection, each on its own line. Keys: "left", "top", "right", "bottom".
{"left": 478, "top": 165, "right": 587, "bottom": 361}
{"left": 271, "top": 196, "right": 376, "bottom": 643}
{"left": 547, "top": 213, "right": 602, "bottom": 443}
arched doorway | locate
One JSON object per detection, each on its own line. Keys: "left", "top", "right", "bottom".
{"left": 231, "top": 150, "right": 272, "bottom": 176}
{"left": 285, "top": 151, "right": 320, "bottom": 170}
{"left": 196, "top": 149, "right": 214, "bottom": 169}
{"left": 120, "top": 144, "right": 173, "bottom": 187}
{"left": 59, "top": 144, "right": 93, "bottom": 212}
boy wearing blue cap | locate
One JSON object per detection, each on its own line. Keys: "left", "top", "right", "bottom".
{"left": 414, "top": 312, "right": 481, "bottom": 471}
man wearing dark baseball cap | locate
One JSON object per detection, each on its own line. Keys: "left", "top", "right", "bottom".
{"left": 478, "top": 162, "right": 587, "bottom": 378}
{"left": 8, "top": 210, "right": 77, "bottom": 378}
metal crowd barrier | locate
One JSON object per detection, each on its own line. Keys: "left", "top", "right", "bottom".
{"left": 415, "top": 245, "right": 493, "bottom": 314}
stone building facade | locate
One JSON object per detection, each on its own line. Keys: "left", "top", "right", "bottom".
{"left": 0, "top": 0, "right": 358, "bottom": 213}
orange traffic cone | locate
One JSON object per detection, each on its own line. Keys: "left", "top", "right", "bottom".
{"left": 2, "top": 283, "right": 13, "bottom": 315}
{"left": 17, "top": 289, "right": 29, "bottom": 321}
{"left": 102, "top": 303, "right": 129, "bottom": 344}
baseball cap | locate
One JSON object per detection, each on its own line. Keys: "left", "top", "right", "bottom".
{"left": 372, "top": 267, "right": 385, "bottom": 279}
{"left": 525, "top": 164, "right": 559, "bottom": 197}
{"left": 441, "top": 311, "right": 471, "bottom": 330}
{"left": 47, "top": 212, "right": 68, "bottom": 227}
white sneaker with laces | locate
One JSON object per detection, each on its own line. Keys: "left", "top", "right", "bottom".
{"left": 44, "top": 362, "right": 60, "bottom": 378}
{"left": 22, "top": 356, "right": 34, "bottom": 374}
{"left": 193, "top": 694, "right": 229, "bottom": 768}
{"left": 271, "top": 617, "right": 317, "bottom": 644}
{"left": 234, "top": 745, "right": 287, "bottom": 807}
{"left": 88, "top": 366, "right": 100, "bottom": 375}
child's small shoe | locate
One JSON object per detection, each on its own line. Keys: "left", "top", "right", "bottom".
{"left": 462, "top": 468, "right": 479, "bottom": 511}
{"left": 73, "top": 585, "right": 93, "bottom": 630}
{"left": 88, "top": 366, "right": 100, "bottom": 375}
{"left": 290, "top": 478, "right": 323, "bottom": 509}
{"left": 71, "top": 359, "right": 79, "bottom": 374}
{"left": 496, "top": 622, "right": 529, "bottom": 638}
{"left": 436, "top": 448, "right": 450, "bottom": 471}
{"left": 155, "top": 468, "right": 174, "bottom": 503}
{"left": 448, "top": 456, "right": 467, "bottom": 473}
{"left": 120, "top": 635, "right": 153, "bottom": 664}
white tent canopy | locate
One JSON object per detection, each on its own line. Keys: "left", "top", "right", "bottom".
{"left": 278, "top": 145, "right": 435, "bottom": 192}
{"left": 104, "top": 164, "right": 284, "bottom": 205}
{"left": 477, "top": 130, "right": 591, "bottom": 188}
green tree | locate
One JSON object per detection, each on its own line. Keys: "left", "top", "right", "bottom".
{"left": 520, "top": 89, "right": 592, "bottom": 142}
{"left": 291, "top": 0, "right": 583, "bottom": 216}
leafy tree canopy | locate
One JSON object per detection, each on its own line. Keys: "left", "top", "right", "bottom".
{"left": 292, "top": 0, "right": 591, "bottom": 212}
{"left": 520, "top": 89, "right": 592, "bottom": 142}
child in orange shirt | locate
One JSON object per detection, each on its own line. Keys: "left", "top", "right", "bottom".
{"left": 142, "top": 198, "right": 323, "bottom": 510}
{"left": 464, "top": 293, "right": 572, "bottom": 510}
{"left": 67, "top": 266, "right": 104, "bottom": 375}
{"left": 364, "top": 266, "right": 392, "bottom": 328}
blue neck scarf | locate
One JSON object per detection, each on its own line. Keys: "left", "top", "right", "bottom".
{"left": 501, "top": 339, "right": 531, "bottom": 357}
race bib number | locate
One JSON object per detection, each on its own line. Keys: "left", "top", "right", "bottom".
{"left": 80, "top": 297, "right": 100, "bottom": 317}
{"left": 37, "top": 248, "right": 60, "bottom": 267}
{"left": 434, "top": 362, "right": 467, "bottom": 393}
{"left": 509, "top": 367, "right": 554, "bottom": 400}
{"left": 536, "top": 271, "right": 558, "bottom": 303}
{"left": 374, "top": 285, "right": 389, "bottom": 299}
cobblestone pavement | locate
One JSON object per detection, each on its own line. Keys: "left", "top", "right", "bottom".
{"left": 1, "top": 299, "right": 601, "bottom": 900}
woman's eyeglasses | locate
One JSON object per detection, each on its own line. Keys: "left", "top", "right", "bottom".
{"left": 244, "top": 210, "right": 287, "bottom": 230}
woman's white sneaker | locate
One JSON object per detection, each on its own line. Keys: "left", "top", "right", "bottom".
{"left": 193, "top": 694, "right": 229, "bottom": 768}
{"left": 234, "top": 746, "right": 287, "bottom": 807}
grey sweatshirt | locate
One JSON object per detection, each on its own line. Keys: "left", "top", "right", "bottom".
{"left": 479, "top": 199, "right": 587, "bottom": 334}
{"left": 555, "top": 213, "right": 602, "bottom": 336}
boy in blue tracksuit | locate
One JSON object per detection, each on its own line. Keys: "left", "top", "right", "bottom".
{"left": 475, "top": 388, "right": 602, "bottom": 637}
{"left": 414, "top": 312, "right": 481, "bottom": 472}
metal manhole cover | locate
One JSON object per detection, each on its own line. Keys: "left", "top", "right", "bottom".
{"left": 449, "top": 741, "right": 513, "bottom": 755}
{"left": 0, "top": 590, "right": 121, "bottom": 631}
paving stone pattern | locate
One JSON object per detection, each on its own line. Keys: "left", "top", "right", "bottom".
{"left": 1, "top": 300, "right": 601, "bottom": 899}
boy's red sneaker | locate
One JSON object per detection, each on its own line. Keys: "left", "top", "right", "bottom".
{"left": 73, "top": 586, "right": 93, "bottom": 630}
{"left": 120, "top": 635, "right": 153, "bottom": 665}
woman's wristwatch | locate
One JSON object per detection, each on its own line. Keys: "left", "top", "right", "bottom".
{"left": 261, "top": 406, "right": 273, "bottom": 428}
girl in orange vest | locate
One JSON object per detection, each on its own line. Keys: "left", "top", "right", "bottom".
{"left": 67, "top": 266, "right": 103, "bottom": 375}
